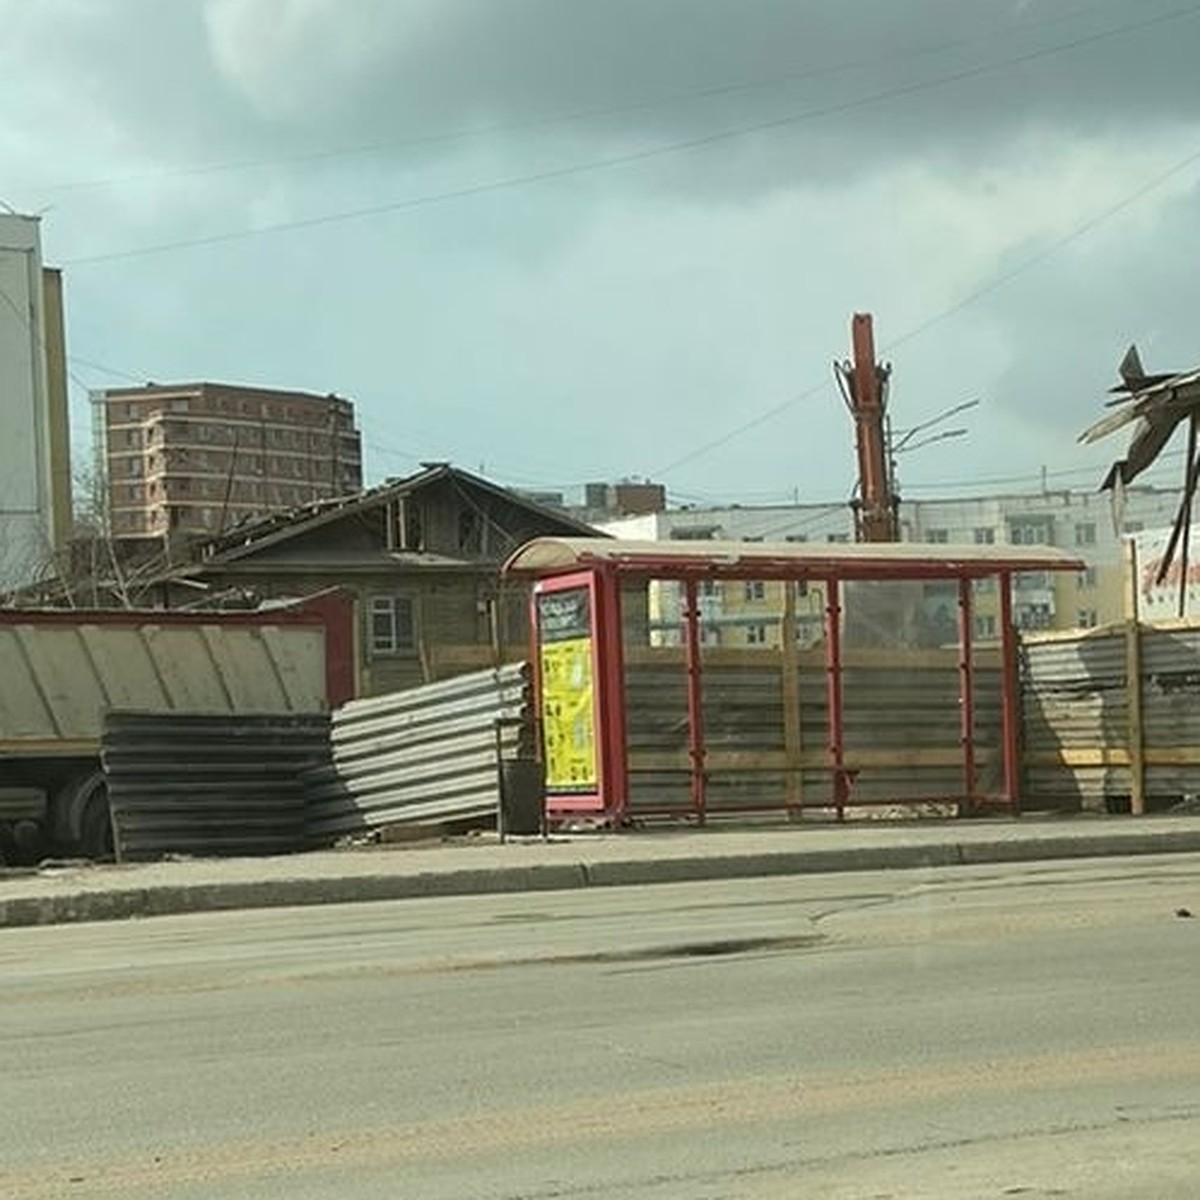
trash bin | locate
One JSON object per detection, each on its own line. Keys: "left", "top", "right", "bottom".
{"left": 499, "top": 758, "right": 545, "bottom": 838}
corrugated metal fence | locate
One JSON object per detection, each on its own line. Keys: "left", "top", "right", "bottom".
{"left": 623, "top": 647, "right": 1002, "bottom": 816}
{"left": 1021, "top": 621, "right": 1200, "bottom": 811}
{"left": 102, "top": 712, "right": 331, "bottom": 861}
{"left": 304, "top": 663, "right": 533, "bottom": 843}
{"left": 97, "top": 620, "right": 1200, "bottom": 861}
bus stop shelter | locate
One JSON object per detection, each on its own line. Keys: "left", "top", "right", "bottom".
{"left": 503, "top": 537, "right": 1085, "bottom": 825}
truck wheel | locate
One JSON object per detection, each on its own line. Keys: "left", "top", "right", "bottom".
{"left": 54, "top": 772, "right": 114, "bottom": 861}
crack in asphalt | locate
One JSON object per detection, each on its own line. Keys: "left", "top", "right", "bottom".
{"left": 495, "top": 1107, "right": 1200, "bottom": 1199}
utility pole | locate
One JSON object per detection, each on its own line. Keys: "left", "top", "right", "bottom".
{"left": 835, "top": 313, "right": 897, "bottom": 542}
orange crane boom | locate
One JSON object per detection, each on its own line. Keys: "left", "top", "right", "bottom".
{"left": 836, "top": 313, "right": 897, "bottom": 542}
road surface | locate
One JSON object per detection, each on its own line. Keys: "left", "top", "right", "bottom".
{"left": 1, "top": 854, "right": 1198, "bottom": 1198}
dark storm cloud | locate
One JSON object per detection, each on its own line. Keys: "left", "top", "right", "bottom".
{"left": 10, "top": 0, "right": 1200, "bottom": 210}
{"left": 200, "top": 0, "right": 1200, "bottom": 178}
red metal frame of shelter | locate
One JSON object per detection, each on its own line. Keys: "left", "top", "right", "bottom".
{"left": 505, "top": 538, "right": 1085, "bottom": 824}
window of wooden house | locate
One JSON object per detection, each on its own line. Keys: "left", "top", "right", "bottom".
{"left": 369, "top": 595, "right": 416, "bottom": 655}
{"left": 457, "top": 506, "right": 483, "bottom": 554}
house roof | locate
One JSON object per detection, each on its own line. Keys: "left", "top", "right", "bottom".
{"left": 197, "top": 463, "right": 601, "bottom": 566}
{"left": 503, "top": 537, "right": 1086, "bottom": 581}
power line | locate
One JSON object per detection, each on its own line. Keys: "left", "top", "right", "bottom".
{"left": 0, "top": 276, "right": 103, "bottom": 400}
{"left": 654, "top": 139, "right": 1200, "bottom": 478}
{"left": 62, "top": 3, "right": 1200, "bottom": 268}
{"left": 67, "top": 355, "right": 147, "bottom": 385}
{"left": 20, "top": 0, "right": 1131, "bottom": 199}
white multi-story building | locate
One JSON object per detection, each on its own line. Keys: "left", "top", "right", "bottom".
{"left": 0, "top": 214, "right": 70, "bottom": 590}
{"left": 600, "top": 486, "right": 1185, "bottom": 644}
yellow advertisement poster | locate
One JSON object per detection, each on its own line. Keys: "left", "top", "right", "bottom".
{"left": 537, "top": 588, "right": 599, "bottom": 793}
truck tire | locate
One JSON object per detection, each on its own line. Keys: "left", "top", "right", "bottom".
{"left": 53, "top": 771, "right": 114, "bottom": 861}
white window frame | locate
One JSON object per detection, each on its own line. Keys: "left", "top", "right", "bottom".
{"left": 369, "top": 595, "right": 416, "bottom": 656}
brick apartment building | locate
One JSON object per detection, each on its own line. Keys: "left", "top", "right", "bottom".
{"left": 97, "top": 382, "right": 362, "bottom": 538}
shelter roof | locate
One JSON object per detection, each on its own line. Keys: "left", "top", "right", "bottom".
{"left": 504, "top": 537, "right": 1085, "bottom": 580}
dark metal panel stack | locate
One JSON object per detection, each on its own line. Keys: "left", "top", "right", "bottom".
{"left": 102, "top": 712, "right": 331, "bottom": 861}
{"left": 304, "top": 663, "right": 533, "bottom": 843}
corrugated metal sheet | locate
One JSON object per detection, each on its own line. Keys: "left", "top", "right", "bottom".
{"left": 0, "top": 621, "right": 328, "bottom": 750}
{"left": 102, "top": 712, "right": 330, "bottom": 861}
{"left": 304, "top": 663, "right": 533, "bottom": 841}
{"left": 1020, "top": 631, "right": 1129, "bottom": 812}
{"left": 1020, "top": 633, "right": 1127, "bottom": 689}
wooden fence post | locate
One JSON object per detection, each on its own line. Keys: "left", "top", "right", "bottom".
{"left": 1123, "top": 538, "right": 1146, "bottom": 815}
{"left": 781, "top": 582, "right": 803, "bottom": 813}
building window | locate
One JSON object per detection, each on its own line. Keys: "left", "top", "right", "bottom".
{"left": 974, "top": 614, "right": 997, "bottom": 638}
{"left": 826, "top": 532, "right": 849, "bottom": 544}
{"left": 1075, "top": 522, "right": 1097, "bottom": 546}
{"left": 457, "top": 507, "right": 483, "bottom": 554}
{"left": 973, "top": 527, "right": 995, "bottom": 544}
{"left": 1123, "top": 520, "right": 1144, "bottom": 534}
{"left": 1010, "top": 522, "right": 1051, "bottom": 546}
{"left": 1077, "top": 567, "right": 1097, "bottom": 589}
{"left": 1017, "top": 603, "right": 1053, "bottom": 630}
{"left": 370, "top": 596, "right": 415, "bottom": 655}
{"left": 699, "top": 580, "right": 717, "bottom": 597}
{"left": 784, "top": 533, "right": 808, "bottom": 543}
{"left": 746, "top": 624, "right": 768, "bottom": 645}
{"left": 744, "top": 580, "right": 766, "bottom": 602}
{"left": 1078, "top": 609, "right": 1099, "bottom": 629}
{"left": 926, "top": 528, "right": 949, "bottom": 544}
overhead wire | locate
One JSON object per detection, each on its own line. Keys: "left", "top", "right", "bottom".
{"left": 60, "top": 2, "right": 1200, "bottom": 267}
{"left": 67, "top": 355, "right": 148, "bottom": 385}
{"left": 0, "top": 277, "right": 111, "bottom": 401}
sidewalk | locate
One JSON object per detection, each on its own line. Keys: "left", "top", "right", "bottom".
{"left": 4, "top": 815, "right": 1200, "bottom": 929}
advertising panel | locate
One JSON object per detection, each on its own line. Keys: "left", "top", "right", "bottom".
{"left": 536, "top": 586, "right": 599, "bottom": 793}
{"left": 1134, "top": 528, "right": 1200, "bottom": 620}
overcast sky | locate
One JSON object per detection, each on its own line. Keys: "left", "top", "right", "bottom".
{"left": 3, "top": 0, "right": 1199, "bottom": 506}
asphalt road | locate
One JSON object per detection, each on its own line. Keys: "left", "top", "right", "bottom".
{"left": 1, "top": 855, "right": 1198, "bottom": 1199}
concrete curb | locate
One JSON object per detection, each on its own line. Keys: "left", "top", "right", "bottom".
{"left": 4, "top": 828, "right": 1200, "bottom": 930}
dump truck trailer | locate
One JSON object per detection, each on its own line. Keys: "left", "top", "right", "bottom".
{"left": 0, "top": 595, "right": 354, "bottom": 861}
